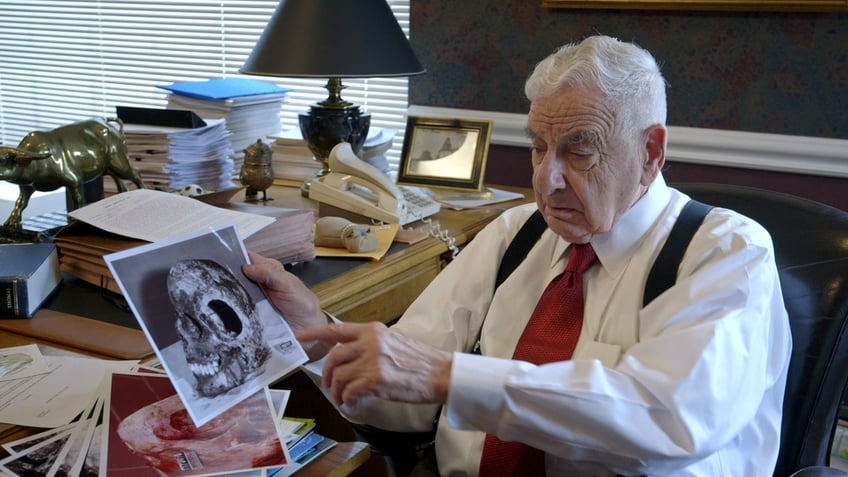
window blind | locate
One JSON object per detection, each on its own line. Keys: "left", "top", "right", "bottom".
{"left": 0, "top": 0, "right": 411, "bottom": 170}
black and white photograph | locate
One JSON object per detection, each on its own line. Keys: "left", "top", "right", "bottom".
{"left": 397, "top": 116, "right": 492, "bottom": 191}
{"left": 406, "top": 127, "right": 478, "bottom": 180}
{"left": 104, "top": 223, "right": 307, "bottom": 427}
{"left": 0, "top": 428, "right": 75, "bottom": 476}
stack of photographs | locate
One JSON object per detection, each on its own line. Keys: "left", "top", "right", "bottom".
{"left": 0, "top": 358, "right": 336, "bottom": 477}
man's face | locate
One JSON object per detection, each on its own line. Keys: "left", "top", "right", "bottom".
{"left": 528, "top": 84, "right": 652, "bottom": 244}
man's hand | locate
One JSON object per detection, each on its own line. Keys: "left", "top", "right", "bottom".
{"left": 242, "top": 251, "right": 331, "bottom": 361}
{"left": 297, "top": 322, "right": 453, "bottom": 407}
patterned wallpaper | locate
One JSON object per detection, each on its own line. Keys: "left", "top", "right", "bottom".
{"left": 409, "top": 2, "right": 847, "bottom": 139}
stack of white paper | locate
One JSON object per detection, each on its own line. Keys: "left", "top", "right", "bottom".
{"left": 114, "top": 119, "right": 237, "bottom": 193}
{"left": 269, "top": 128, "right": 322, "bottom": 183}
{"left": 167, "top": 93, "right": 287, "bottom": 154}
{"left": 160, "top": 78, "right": 291, "bottom": 155}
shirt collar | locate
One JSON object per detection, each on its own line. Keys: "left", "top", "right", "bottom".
{"left": 589, "top": 175, "right": 671, "bottom": 278}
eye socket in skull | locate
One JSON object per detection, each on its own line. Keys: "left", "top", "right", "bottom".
{"left": 167, "top": 259, "right": 269, "bottom": 397}
{"left": 208, "top": 299, "right": 243, "bottom": 336}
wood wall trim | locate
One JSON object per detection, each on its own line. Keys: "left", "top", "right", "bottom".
{"left": 408, "top": 105, "right": 848, "bottom": 179}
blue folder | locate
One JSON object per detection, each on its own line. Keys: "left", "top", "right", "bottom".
{"left": 158, "top": 78, "right": 292, "bottom": 100}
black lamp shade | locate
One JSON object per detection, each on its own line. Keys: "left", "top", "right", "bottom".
{"left": 240, "top": 0, "right": 425, "bottom": 78}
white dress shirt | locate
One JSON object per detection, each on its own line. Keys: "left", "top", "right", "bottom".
{"left": 309, "top": 175, "right": 792, "bottom": 476}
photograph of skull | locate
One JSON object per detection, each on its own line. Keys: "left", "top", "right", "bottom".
{"left": 105, "top": 223, "right": 308, "bottom": 427}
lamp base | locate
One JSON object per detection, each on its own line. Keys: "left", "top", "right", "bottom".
{"left": 298, "top": 103, "right": 371, "bottom": 195}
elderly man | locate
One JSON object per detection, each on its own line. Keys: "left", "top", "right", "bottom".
{"left": 244, "top": 35, "right": 791, "bottom": 476}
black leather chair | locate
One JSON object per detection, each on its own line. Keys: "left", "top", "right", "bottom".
{"left": 675, "top": 183, "right": 848, "bottom": 477}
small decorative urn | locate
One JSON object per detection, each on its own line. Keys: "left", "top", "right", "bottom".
{"left": 240, "top": 139, "right": 274, "bottom": 202}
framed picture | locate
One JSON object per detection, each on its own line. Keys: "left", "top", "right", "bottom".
{"left": 542, "top": 0, "right": 847, "bottom": 12}
{"left": 397, "top": 116, "right": 493, "bottom": 191}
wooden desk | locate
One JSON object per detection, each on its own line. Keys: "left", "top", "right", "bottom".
{"left": 301, "top": 441, "right": 371, "bottom": 477}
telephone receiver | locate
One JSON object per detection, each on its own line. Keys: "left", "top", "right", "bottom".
{"left": 307, "top": 142, "right": 406, "bottom": 224}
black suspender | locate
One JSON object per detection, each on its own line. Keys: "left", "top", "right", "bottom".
{"left": 495, "top": 209, "right": 547, "bottom": 288}
{"left": 642, "top": 200, "right": 714, "bottom": 306}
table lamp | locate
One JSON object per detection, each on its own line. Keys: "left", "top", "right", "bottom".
{"left": 240, "top": 0, "right": 425, "bottom": 193}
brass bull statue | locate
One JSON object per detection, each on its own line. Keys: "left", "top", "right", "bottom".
{"left": 0, "top": 117, "right": 146, "bottom": 228}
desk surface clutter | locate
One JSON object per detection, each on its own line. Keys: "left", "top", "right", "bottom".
{"left": 0, "top": 182, "right": 530, "bottom": 477}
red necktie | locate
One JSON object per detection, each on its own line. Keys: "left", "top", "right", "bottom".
{"left": 478, "top": 243, "right": 597, "bottom": 477}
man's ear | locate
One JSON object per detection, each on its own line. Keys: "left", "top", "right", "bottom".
{"left": 641, "top": 125, "right": 667, "bottom": 185}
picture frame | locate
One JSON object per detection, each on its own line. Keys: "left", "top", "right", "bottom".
{"left": 397, "top": 116, "right": 493, "bottom": 192}
{"left": 542, "top": 0, "right": 847, "bottom": 12}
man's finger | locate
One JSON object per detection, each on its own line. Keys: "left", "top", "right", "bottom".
{"left": 246, "top": 250, "right": 278, "bottom": 267}
{"left": 340, "top": 376, "right": 376, "bottom": 405}
{"left": 297, "top": 322, "right": 361, "bottom": 343}
{"left": 321, "top": 342, "right": 363, "bottom": 389}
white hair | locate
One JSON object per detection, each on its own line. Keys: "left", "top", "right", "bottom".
{"left": 525, "top": 35, "right": 667, "bottom": 134}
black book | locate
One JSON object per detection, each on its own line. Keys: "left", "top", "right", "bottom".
{"left": 0, "top": 243, "right": 61, "bottom": 318}
{"left": 115, "top": 105, "right": 207, "bottom": 128}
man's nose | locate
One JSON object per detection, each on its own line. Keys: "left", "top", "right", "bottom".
{"left": 535, "top": 153, "right": 568, "bottom": 193}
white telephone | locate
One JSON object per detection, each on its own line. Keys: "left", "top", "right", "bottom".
{"left": 308, "top": 142, "right": 441, "bottom": 225}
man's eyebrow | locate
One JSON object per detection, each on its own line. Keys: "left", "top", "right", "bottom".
{"left": 565, "top": 129, "right": 599, "bottom": 145}
{"left": 524, "top": 126, "right": 599, "bottom": 144}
